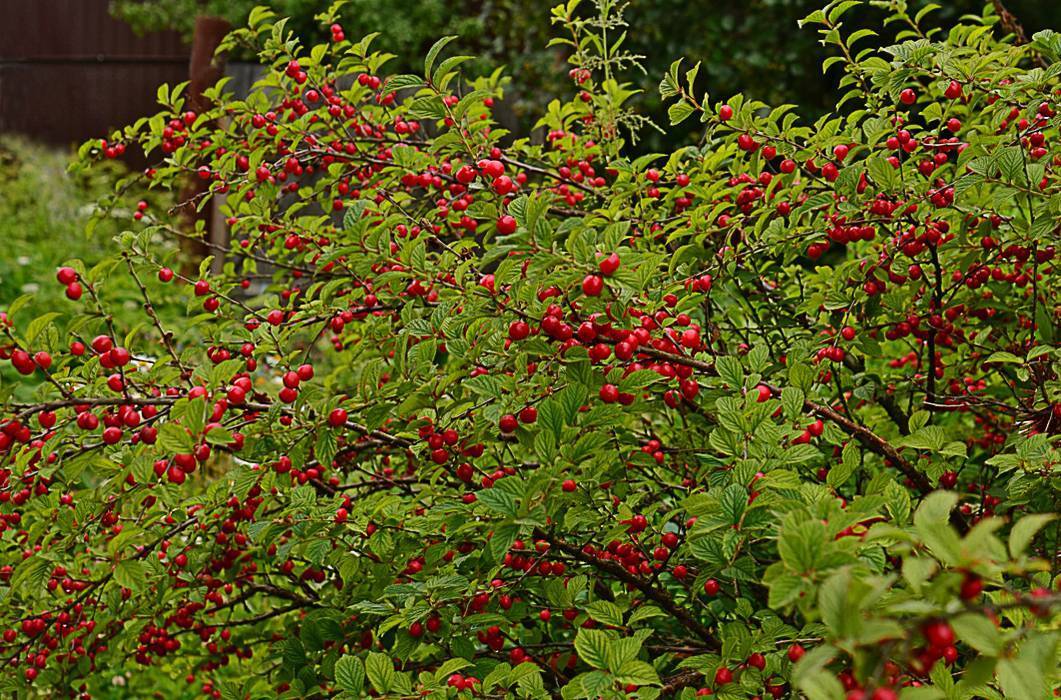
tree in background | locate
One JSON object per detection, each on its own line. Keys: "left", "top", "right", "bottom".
{"left": 111, "top": 0, "right": 1061, "bottom": 153}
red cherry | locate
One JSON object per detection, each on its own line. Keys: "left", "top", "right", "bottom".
{"left": 33, "top": 351, "right": 52, "bottom": 370}
{"left": 561, "top": 479, "right": 576, "bottom": 493}
{"left": 158, "top": 267, "right": 174, "bottom": 282}
{"left": 328, "top": 408, "right": 348, "bottom": 427}
{"left": 56, "top": 267, "right": 77, "bottom": 285}
{"left": 899, "top": 88, "right": 917, "bottom": 105}
{"left": 714, "top": 667, "right": 732, "bottom": 685}
{"left": 787, "top": 644, "right": 805, "bottom": 662}
{"left": 496, "top": 215, "right": 518, "bottom": 235}
{"left": 923, "top": 620, "right": 954, "bottom": 648}
{"left": 499, "top": 414, "right": 518, "bottom": 434}
{"left": 719, "top": 104, "right": 734, "bottom": 121}
{"left": 703, "top": 578, "right": 720, "bottom": 596}
{"left": 518, "top": 406, "right": 537, "bottom": 424}
{"left": 581, "top": 274, "right": 604, "bottom": 297}
{"left": 508, "top": 321, "right": 530, "bottom": 340}
{"left": 598, "top": 252, "right": 621, "bottom": 276}
{"left": 960, "top": 575, "right": 983, "bottom": 600}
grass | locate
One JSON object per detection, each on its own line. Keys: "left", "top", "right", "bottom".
{"left": 0, "top": 136, "right": 178, "bottom": 400}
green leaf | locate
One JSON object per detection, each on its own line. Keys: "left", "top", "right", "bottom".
{"left": 828, "top": 441, "right": 859, "bottom": 488}
{"left": 997, "top": 657, "right": 1046, "bottom": 700}
{"left": 10, "top": 557, "right": 50, "bottom": 596}
{"left": 950, "top": 613, "right": 1003, "bottom": 656}
{"left": 668, "top": 101, "right": 695, "bottom": 125}
{"left": 585, "top": 600, "right": 625, "bottom": 627}
{"left": 606, "top": 637, "right": 642, "bottom": 672}
{"left": 914, "top": 492, "right": 961, "bottom": 565}
{"left": 385, "top": 74, "right": 423, "bottom": 91}
{"left": 158, "top": 423, "right": 195, "bottom": 453}
{"left": 899, "top": 687, "right": 944, "bottom": 699}
{"left": 335, "top": 656, "right": 365, "bottom": 694}
{"left": 791, "top": 644, "right": 842, "bottom": 700}
{"left": 615, "top": 660, "right": 660, "bottom": 686}
{"left": 424, "top": 36, "right": 457, "bottom": 80}
{"left": 435, "top": 658, "right": 472, "bottom": 680}
{"left": 781, "top": 386, "right": 804, "bottom": 420}
{"left": 574, "top": 628, "right": 611, "bottom": 670}
{"left": 365, "top": 651, "right": 395, "bottom": 693}
{"left": 114, "top": 559, "right": 147, "bottom": 592}
{"left": 1008, "top": 513, "right": 1055, "bottom": 557}
{"left": 716, "top": 356, "right": 743, "bottom": 388}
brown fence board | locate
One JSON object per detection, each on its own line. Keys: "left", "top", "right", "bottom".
{"left": 0, "top": 0, "right": 190, "bottom": 151}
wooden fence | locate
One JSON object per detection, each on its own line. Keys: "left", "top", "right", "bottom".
{"left": 0, "top": 0, "right": 189, "bottom": 152}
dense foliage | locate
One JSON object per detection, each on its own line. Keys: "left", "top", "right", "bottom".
{"left": 111, "top": 0, "right": 1061, "bottom": 154}
{"left": 2, "top": 0, "right": 1060, "bottom": 698}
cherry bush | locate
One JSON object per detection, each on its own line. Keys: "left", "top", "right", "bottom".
{"left": 2, "top": 0, "right": 1060, "bottom": 697}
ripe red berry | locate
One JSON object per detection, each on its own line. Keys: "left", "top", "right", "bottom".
{"left": 719, "top": 104, "right": 734, "bottom": 121}
{"left": 899, "top": 88, "right": 917, "bottom": 105}
{"left": 714, "top": 667, "right": 732, "bottom": 685}
{"left": 499, "top": 414, "right": 518, "bottom": 434}
{"left": 787, "top": 643, "right": 805, "bottom": 662}
{"left": 33, "top": 351, "right": 52, "bottom": 370}
{"left": 703, "top": 578, "right": 720, "bottom": 596}
{"left": 328, "top": 408, "right": 348, "bottom": 427}
{"left": 518, "top": 406, "right": 537, "bottom": 424}
{"left": 747, "top": 652, "right": 766, "bottom": 670}
{"left": 56, "top": 267, "right": 77, "bottom": 285}
{"left": 960, "top": 575, "right": 983, "bottom": 600}
{"left": 599, "top": 384, "right": 619, "bottom": 403}
{"left": 508, "top": 320, "right": 530, "bottom": 340}
{"left": 158, "top": 267, "right": 174, "bottom": 282}
{"left": 923, "top": 620, "right": 955, "bottom": 649}
{"left": 561, "top": 479, "right": 576, "bottom": 493}
{"left": 581, "top": 274, "right": 604, "bottom": 297}
{"left": 598, "top": 252, "right": 620, "bottom": 276}
{"left": 496, "top": 215, "right": 517, "bottom": 235}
